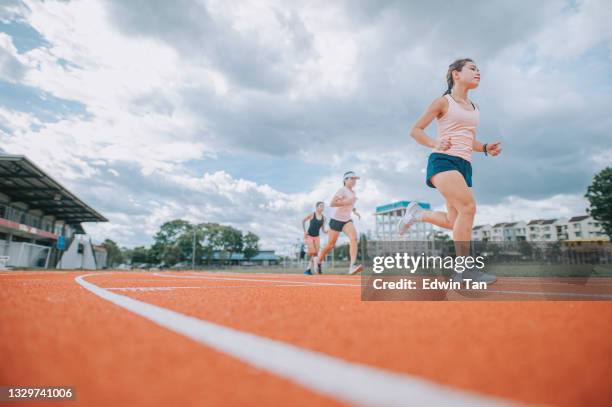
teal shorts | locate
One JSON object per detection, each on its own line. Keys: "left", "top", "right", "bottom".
{"left": 426, "top": 153, "right": 472, "bottom": 188}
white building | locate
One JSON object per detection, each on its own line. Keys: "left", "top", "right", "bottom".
{"left": 503, "top": 221, "right": 527, "bottom": 241}
{"left": 476, "top": 216, "right": 608, "bottom": 242}
{"left": 539, "top": 219, "right": 560, "bottom": 241}
{"left": 567, "top": 215, "right": 607, "bottom": 240}
{"left": 472, "top": 224, "right": 492, "bottom": 241}
{"left": 490, "top": 223, "right": 506, "bottom": 242}
{"left": 374, "top": 201, "right": 434, "bottom": 241}
{"left": 527, "top": 219, "right": 544, "bottom": 241}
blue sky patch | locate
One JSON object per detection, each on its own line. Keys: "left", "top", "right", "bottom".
{"left": 0, "top": 79, "right": 89, "bottom": 123}
{"left": 0, "top": 20, "right": 49, "bottom": 53}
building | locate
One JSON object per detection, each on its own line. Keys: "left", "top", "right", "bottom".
{"left": 375, "top": 201, "right": 434, "bottom": 241}
{"left": 0, "top": 154, "right": 108, "bottom": 269}
{"left": 567, "top": 215, "right": 606, "bottom": 240}
{"left": 490, "top": 223, "right": 506, "bottom": 241}
{"left": 472, "top": 224, "right": 492, "bottom": 241}
{"left": 527, "top": 219, "right": 545, "bottom": 241}
{"left": 504, "top": 221, "right": 527, "bottom": 241}
{"left": 538, "top": 219, "right": 560, "bottom": 241}
{"left": 474, "top": 216, "right": 608, "bottom": 242}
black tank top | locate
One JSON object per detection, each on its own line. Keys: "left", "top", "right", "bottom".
{"left": 307, "top": 213, "right": 324, "bottom": 237}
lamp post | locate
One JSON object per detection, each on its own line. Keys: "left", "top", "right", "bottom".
{"left": 192, "top": 227, "right": 196, "bottom": 271}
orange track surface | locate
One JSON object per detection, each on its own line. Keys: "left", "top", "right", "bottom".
{"left": 1, "top": 271, "right": 611, "bottom": 406}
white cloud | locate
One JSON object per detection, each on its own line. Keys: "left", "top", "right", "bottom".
{"left": 475, "top": 194, "right": 590, "bottom": 226}
{"left": 534, "top": 0, "right": 612, "bottom": 60}
{"left": 0, "top": 107, "right": 41, "bottom": 134}
{"left": 0, "top": 0, "right": 609, "bottom": 251}
{"left": 591, "top": 150, "right": 612, "bottom": 167}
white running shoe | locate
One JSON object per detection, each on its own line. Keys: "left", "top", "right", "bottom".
{"left": 348, "top": 264, "right": 363, "bottom": 275}
{"left": 397, "top": 202, "right": 425, "bottom": 235}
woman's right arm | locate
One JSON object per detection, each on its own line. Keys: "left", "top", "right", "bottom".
{"left": 330, "top": 194, "right": 345, "bottom": 207}
{"left": 330, "top": 190, "right": 349, "bottom": 207}
{"left": 410, "top": 97, "right": 450, "bottom": 150}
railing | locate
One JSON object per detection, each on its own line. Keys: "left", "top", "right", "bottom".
{"left": 0, "top": 202, "right": 58, "bottom": 234}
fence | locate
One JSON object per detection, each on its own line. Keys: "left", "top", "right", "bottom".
{"left": 1, "top": 242, "right": 52, "bottom": 268}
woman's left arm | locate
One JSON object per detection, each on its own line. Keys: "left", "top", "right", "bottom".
{"left": 473, "top": 139, "right": 502, "bottom": 156}
{"left": 473, "top": 139, "right": 485, "bottom": 152}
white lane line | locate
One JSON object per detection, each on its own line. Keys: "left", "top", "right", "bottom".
{"left": 153, "top": 273, "right": 363, "bottom": 287}
{"left": 153, "top": 273, "right": 612, "bottom": 297}
{"left": 75, "top": 274, "right": 516, "bottom": 407}
{"left": 499, "top": 276, "right": 612, "bottom": 284}
{"left": 155, "top": 273, "right": 612, "bottom": 299}
{"left": 496, "top": 279, "right": 612, "bottom": 286}
{"left": 106, "top": 286, "right": 202, "bottom": 292}
{"left": 105, "top": 284, "right": 315, "bottom": 291}
{"left": 0, "top": 272, "right": 70, "bottom": 275}
{"left": 175, "top": 271, "right": 363, "bottom": 280}
{"left": 483, "top": 289, "right": 612, "bottom": 300}
{"left": 178, "top": 271, "right": 361, "bottom": 278}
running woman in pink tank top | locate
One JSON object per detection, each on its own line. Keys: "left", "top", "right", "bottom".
{"left": 398, "top": 58, "right": 502, "bottom": 284}
{"left": 313, "top": 171, "right": 363, "bottom": 275}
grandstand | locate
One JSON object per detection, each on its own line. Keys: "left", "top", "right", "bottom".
{"left": 0, "top": 154, "right": 108, "bottom": 269}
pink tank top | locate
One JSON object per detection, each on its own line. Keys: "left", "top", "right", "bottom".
{"left": 332, "top": 187, "right": 355, "bottom": 222}
{"left": 433, "top": 94, "right": 479, "bottom": 162}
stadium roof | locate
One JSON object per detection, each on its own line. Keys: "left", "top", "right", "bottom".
{"left": 0, "top": 154, "right": 107, "bottom": 223}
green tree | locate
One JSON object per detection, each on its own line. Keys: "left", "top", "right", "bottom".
{"left": 585, "top": 167, "right": 612, "bottom": 238}
{"left": 176, "top": 223, "right": 220, "bottom": 267}
{"left": 161, "top": 245, "right": 182, "bottom": 266}
{"left": 131, "top": 246, "right": 149, "bottom": 264}
{"left": 201, "top": 223, "right": 225, "bottom": 265}
{"left": 120, "top": 247, "right": 133, "bottom": 264}
{"left": 150, "top": 219, "right": 192, "bottom": 264}
{"left": 243, "top": 231, "right": 260, "bottom": 261}
{"left": 221, "top": 226, "right": 244, "bottom": 265}
{"left": 101, "top": 239, "right": 123, "bottom": 267}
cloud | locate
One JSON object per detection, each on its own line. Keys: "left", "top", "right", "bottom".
{"left": 534, "top": 0, "right": 612, "bottom": 60}
{"left": 0, "top": 0, "right": 609, "bottom": 251}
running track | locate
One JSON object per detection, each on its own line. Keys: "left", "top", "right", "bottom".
{"left": 1, "top": 271, "right": 611, "bottom": 406}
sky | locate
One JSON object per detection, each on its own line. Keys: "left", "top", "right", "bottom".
{"left": 0, "top": 0, "right": 611, "bottom": 254}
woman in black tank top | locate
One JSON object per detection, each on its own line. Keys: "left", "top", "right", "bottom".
{"left": 301, "top": 202, "right": 327, "bottom": 274}
{"left": 307, "top": 212, "right": 324, "bottom": 237}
